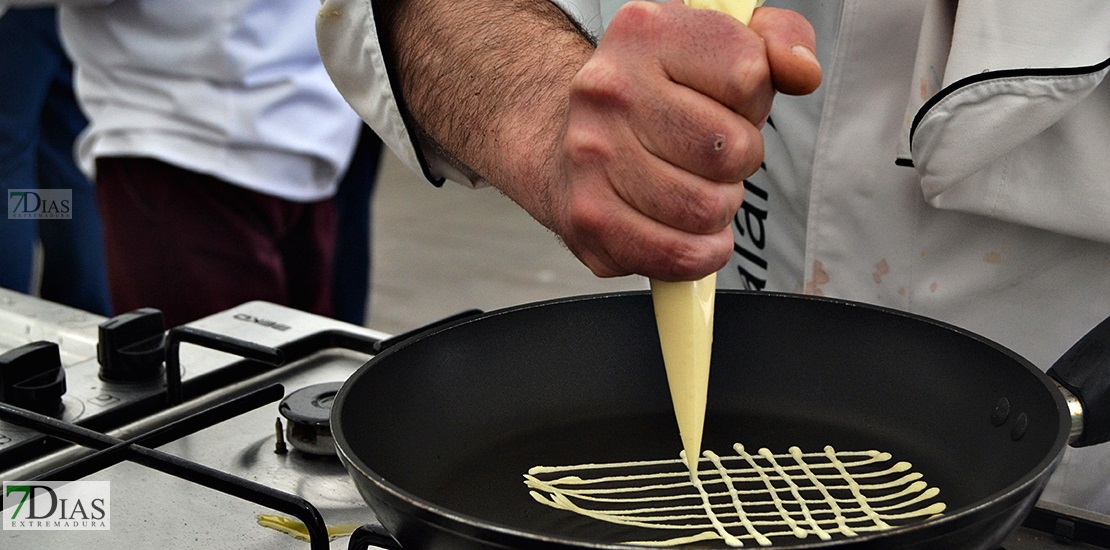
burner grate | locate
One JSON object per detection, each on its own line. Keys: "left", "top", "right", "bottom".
{"left": 0, "top": 384, "right": 330, "bottom": 550}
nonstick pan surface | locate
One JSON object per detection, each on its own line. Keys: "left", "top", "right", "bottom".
{"left": 334, "top": 291, "right": 1071, "bottom": 548}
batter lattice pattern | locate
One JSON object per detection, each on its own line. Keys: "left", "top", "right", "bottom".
{"left": 524, "top": 444, "right": 946, "bottom": 547}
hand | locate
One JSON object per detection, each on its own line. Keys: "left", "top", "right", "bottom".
{"left": 547, "top": 1, "right": 821, "bottom": 280}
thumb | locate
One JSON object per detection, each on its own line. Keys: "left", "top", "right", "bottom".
{"left": 749, "top": 7, "right": 822, "bottom": 96}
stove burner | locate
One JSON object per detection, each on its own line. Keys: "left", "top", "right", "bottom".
{"left": 278, "top": 382, "right": 342, "bottom": 456}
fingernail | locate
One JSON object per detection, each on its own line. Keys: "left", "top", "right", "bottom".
{"left": 791, "top": 44, "right": 819, "bottom": 67}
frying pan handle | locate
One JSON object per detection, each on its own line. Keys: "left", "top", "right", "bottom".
{"left": 1047, "top": 315, "right": 1110, "bottom": 448}
{"left": 372, "top": 309, "right": 485, "bottom": 354}
{"left": 347, "top": 523, "right": 403, "bottom": 550}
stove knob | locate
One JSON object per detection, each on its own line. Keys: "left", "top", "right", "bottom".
{"left": 97, "top": 308, "right": 166, "bottom": 383}
{"left": 0, "top": 341, "right": 67, "bottom": 417}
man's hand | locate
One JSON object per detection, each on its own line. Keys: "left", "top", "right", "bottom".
{"left": 548, "top": 1, "right": 821, "bottom": 280}
{"left": 384, "top": 0, "right": 819, "bottom": 281}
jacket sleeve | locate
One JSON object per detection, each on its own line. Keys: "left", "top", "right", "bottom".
{"left": 899, "top": 0, "right": 1110, "bottom": 244}
{"left": 316, "top": 0, "right": 602, "bottom": 188}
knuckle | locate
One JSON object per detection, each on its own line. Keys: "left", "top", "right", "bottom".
{"left": 563, "top": 125, "right": 614, "bottom": 168}
{"left": 655, "top": 244, "right": 713, "bottom": 280}
{"left": 697, "top": 128, "right": 763, "bottom": 183}
{"left": 719, "top": 36, "right": 773, "bottom": 103}
{"left": 572, "top": 59, "right": 635, "bottom": 112}
{"left": 564, "top": 192, "right": 612, "bottom": 238}
{"left": 735, "top": 45, "right": 772, "bottom": 84}
{"left": 679, "top": 186, "right": 735, "bottom": 234}
{"left": 728, "top": 130, "right": 763, "bottom": 180}
{"left": 649, "top": 220, "right": 735, "bottom": 279}
{"left": 584, "top": 261, "right": 626, "bottom": 278}
{"left": 667, "top": 235, "right": 733, "bottom": 278}
{"left": 610, "top": 1, "right": 668, "bottom": 36}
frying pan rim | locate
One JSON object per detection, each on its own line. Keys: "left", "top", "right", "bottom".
{"left": 333, "top": 290, "right": 1072, "bottom": 548}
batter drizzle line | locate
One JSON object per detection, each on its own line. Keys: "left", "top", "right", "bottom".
{"left": 524, "top": 444, "right": 946, "bottom": 547}
{"left": 824, "top": 445, "right": 891, "bottom": 531}
{"left": 788, "top": 445, "right": 848, "bottom": 538}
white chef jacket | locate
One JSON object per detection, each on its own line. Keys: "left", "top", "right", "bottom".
{"left": 8, "top": 0, "right": 362, "bottom": 202}
{"left": 317, "top": 0, "right": 1110, "bottom": 512}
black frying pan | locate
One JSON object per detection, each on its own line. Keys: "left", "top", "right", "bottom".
{"left": 333, "top": 291, "right": 1110, "bottom": 549}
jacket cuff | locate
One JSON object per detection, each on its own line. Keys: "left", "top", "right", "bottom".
{"left": 316, "top": 0, "right": 601, "bottom": 189}
{"left": 899, "top": 0, "right": 1110, "bottom": 244}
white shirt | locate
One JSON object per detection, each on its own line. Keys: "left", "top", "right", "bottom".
{"left": 10, "top": 0, "right": 363, "bottom": 201}
{"left": 316, "top": 0, "right": 1110, "bottom": 511}
{"left": 736, "top": 0, "right": 1110, "bottom": 512}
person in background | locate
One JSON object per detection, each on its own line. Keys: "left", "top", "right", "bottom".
{"left": 0, "top": 6, "right": 112, "bottom": 316}
{"left": 331, "top": 125, "right": 383, "bottom": 326}
{"left": 5, "top": 0, "right": 367, "bottom": 328}
{"left": 315, "top": 0, "right": 1110, "bottom": 513}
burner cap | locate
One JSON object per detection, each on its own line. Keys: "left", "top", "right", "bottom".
{"left": 278, "top": 382, "right": 342, "bottom": 455}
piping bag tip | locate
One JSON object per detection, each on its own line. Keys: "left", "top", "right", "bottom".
{"left": 650, "top": 273, "right": 716, "bottom": 476}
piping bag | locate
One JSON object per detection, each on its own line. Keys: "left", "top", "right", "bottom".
{"left": 653, "top": 0, "right": 761, "bottom": 475}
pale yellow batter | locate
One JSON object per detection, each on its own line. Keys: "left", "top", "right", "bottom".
{"left": 525, "top": 444, "right": 946, "bottom": 547}
{"left": 686, "top": 0, "right": 761, "bottom": 25}
{"left": 651, "top": 275, "right": 716, "bottom": 474}
{"left": 652, "top": 0, "right": 763, "bottom": 477}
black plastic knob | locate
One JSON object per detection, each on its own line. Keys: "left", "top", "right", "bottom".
{"left": 97, "top": 308, "right": 166, "bottom": 383}
{"left": 0, "top": 341, "right": 67, "bottom": 416}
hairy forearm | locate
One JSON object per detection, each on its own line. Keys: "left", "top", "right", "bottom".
{"left": 381, "top": 0, "right": 593, "bottom": 220}
{"left": 373, "top": 0, "right": 821, "bottom": 279}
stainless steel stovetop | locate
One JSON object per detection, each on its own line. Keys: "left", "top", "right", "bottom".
{"left": 0, "top": 287, "right": 388, "bottom": 548}
{"left": 0, "top": 287, "right": 1107, "bottom": 549}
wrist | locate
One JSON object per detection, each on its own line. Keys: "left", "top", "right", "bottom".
{"left": 386, "top": 0, "right": 591, "bottom": 192}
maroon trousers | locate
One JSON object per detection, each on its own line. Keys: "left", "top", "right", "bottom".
{"left": 95, "top": 157, "right": 336, "bottom": 327}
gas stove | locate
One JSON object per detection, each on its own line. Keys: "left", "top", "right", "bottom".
{"left": 0, "top": 287, "right": 1108, "bottom": 549}
{"left": 0, "top": 287, "right": 388, "bottom": 548}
